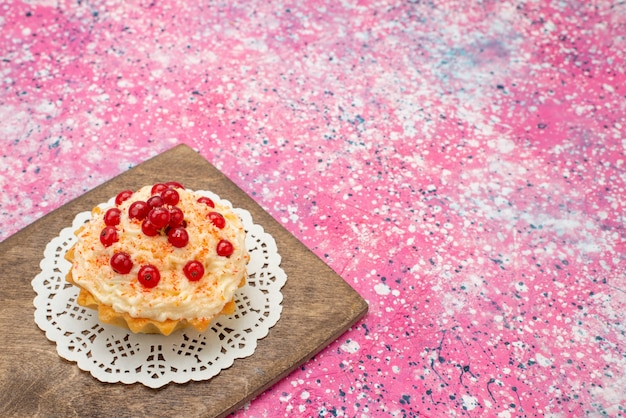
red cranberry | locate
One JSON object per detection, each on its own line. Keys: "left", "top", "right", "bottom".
{"left": 129, "top": 201, "right": 149, "bottom": 221}
{"left": 110, "top": 252, "right": 133, "bottom": 274}
{"left": 100, "top": 226, "right": 118, "bottom": 247}
{"left": 138, "top": 264, "right": 160, "bottom": 288}
{"left": 141, "top": 219, "right": 159, "bottom": 236}
{"left": 161, "top": 188, "right": 180, "bottom": 205}
{"left": 115, "top": 190, "right": 133, "bottom": 205}
{"left": 168, "top": 206, "right": 184, "bottom": 227}
{"left": 147, "top": 195, "right": 164, "bottom": 208}
{"left": 167, "top": 227, "right": 189, "bottom": 247}
{"left": 151, "top": 183, "right": 169, "bottom": 195}
{"left": 197, "top": 196, "right": 215, "bottom": 208}
{"left": 104, "top": 208, "right": 121, "bottom": 226}
{"left": 183, "top": 260, "right": 204, "bottom": 281}
{"left": 165, "top": 181, "right": 184, "bottom": 189}
{"left": 216, "top": 239, "right": 234, "bottom": 257}
{"left": 208, "top": 211, "right": 225, "bottom": 229}
{"left": 148, "top": 207, "right": 170, "bottom": 229}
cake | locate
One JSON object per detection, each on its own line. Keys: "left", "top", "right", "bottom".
{"left": 65, "top": 182, "right": 249, "bottom": 336}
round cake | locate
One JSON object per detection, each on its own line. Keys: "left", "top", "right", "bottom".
{"left": 65, "top": 182, "right": 249, "bottom": 336}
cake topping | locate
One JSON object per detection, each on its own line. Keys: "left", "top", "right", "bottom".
{"left": 104, "top": 208, "right": 121, "bottom": 226}
{"left": 197, "top": 196, "right": 215, "bottom": 208}
{"left": 183, "top": 260, "right": 204, "bottom": 281}
{"left": 147, "top": 195, "right": 165, "bottom": 208}
{"left": 100, "top": 226, "right": 118, "bottom": 247}
{"left": 208, "top": 211, "right": 226, "bottom": 229}
{"left": 110, "top": 252, "right": 133, "bottom": 274}
{"left": 168, "top": 206, "right": 185, "bottom": 227}
{"left": 138, "top": 264, "right": 161, "bottom": 288}
{"left": 167, "top": 226, "right": 189, "bottom": 248}
{"left": 106, "top": 183, "right": 237, "bottom": 272}
{"left": 151, "top": 183, "right": 169, "bottom": 195}
{"left": 217, "top": 239, "right": 234, "bottom": 257}
{"left": 141, "top": 219, "right": 159, "bottom": 236}
{"left": 148, "top": 207, "right": 171, "bottom": 229}
{"left": 129, "top": 201, "right": 149, "bottom": 220}
{"left": 115, "top": 190, "right": 133, "bottom": 205}
{"left": 162, "top": 188, "right": 180, "bottom": 205}
{"left": 165, "top": 181, "right": 184, "bottom": 189}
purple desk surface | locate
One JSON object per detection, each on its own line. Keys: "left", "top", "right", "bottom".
{"left": 1, "top": 1, "right": 624, "bottom": 416}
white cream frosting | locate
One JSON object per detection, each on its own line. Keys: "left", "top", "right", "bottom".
{"left": 70, "top": 185, "right": 249, "bottom": 323}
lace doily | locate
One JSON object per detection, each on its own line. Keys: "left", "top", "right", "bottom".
{"left": 32, "top": 190, "right": 286, "bottom": 388}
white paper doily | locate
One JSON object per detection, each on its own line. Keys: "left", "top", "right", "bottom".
{"left": 32, "top": 190, "right": 286, "bottom": 388}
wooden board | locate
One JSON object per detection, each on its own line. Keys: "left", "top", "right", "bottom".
{"left": 0, "top": 144, "right": 368, "bottom": 417}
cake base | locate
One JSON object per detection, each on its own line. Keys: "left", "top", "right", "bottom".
{"left": 65, "top": 246, "right": 241, "bottom": 336}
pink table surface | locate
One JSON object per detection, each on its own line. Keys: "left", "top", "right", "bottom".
{"left": 1, "top": 1, "right": 625, "bottom": 416}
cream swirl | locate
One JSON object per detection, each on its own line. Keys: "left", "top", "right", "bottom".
{"left": 70, "top": 185, "right": 249, "bottom": 323}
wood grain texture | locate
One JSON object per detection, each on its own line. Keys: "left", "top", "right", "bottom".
{"left": 0, "top": 144, "right": 368, "bottom": 417}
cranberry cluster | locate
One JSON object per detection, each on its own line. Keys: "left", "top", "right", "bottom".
{"left": 195, "top": 195, "right": 234, "bottom": 257}
{"left": 98, "top": 182, "right": 235, "bottom": 288}
{"left": 128, "top": 182, "right": 190, "bottom": 247}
